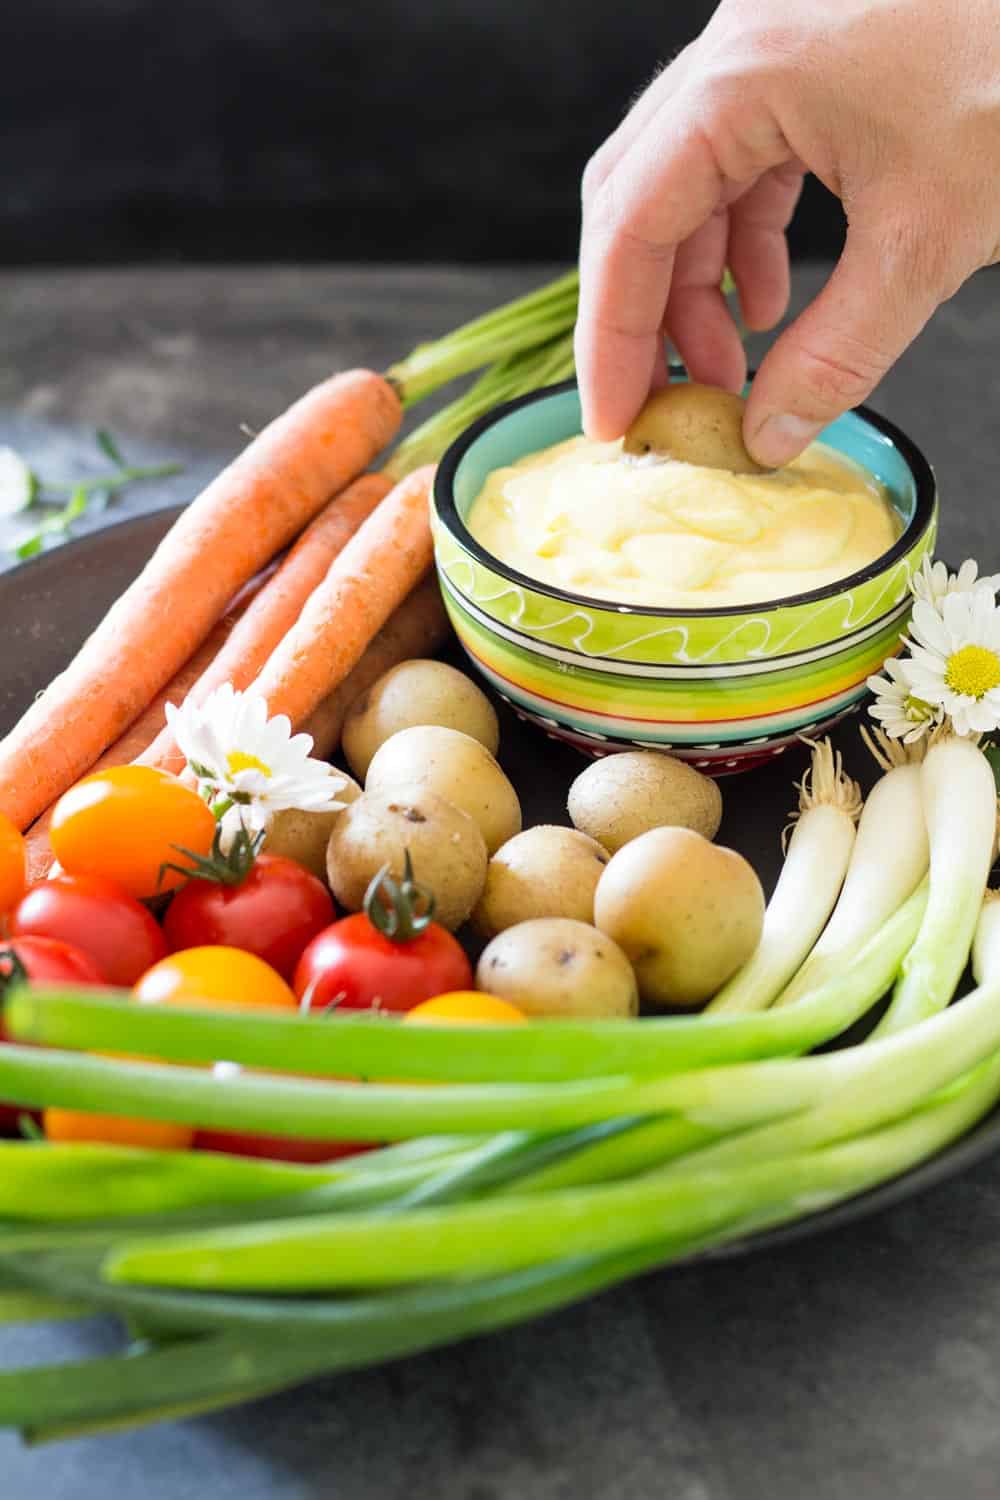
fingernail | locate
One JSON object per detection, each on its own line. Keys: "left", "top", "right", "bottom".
{"left": 747, "top": 414, "right": 823, "bottom": 468}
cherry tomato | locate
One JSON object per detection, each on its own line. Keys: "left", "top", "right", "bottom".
{"left": 50, "top": 766, "right": 217, "bottom": 899}
{"left": 135, "top": 946, "right": 364, "bottom": 1164}
{"left": 294, "top": 913, "right": 473, "bottom": 1015}
{"left": 43, "top": 1107, "right": 193, "bottom": 1151}
{"left": 163, "top": 854, "right": 334, "bottom": 980}
{"left": 404, "top": 991, "right": 526, "bottom": 1025}
{"left": 0, "top": 813, "right": 25, "bottom": 915}
{"left": 12, "top": 874, "right": 168, "bottom": 987}
{"left": 134, "top": 945, "right": 298, "bottom": 1011}
{"left": 0, "top": 936, "right": 107, "bottom": 990}
{"left": 0, "top": 938, "right": 109, "bottom": 1133}
{"left": 194, "top": 1127, "right": 371, "bottom": 1164}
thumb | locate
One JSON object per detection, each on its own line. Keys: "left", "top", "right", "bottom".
{"left": 743, "top": 215, "right": 940, "bottom": 468}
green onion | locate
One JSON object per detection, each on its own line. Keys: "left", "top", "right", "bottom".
{"left": 774, "top": 738, "right": 929, "bottom": 1007}
{"left": 385, "top": 330, "right": 575, "bottom": 480}
{"left": 708, "top": 739, "right": 862, "bottom": 1014}
{"left": 387, "top": 270, "right": 578, "bottom": 405}
{"left": 874, "top": 735, "right": 996, "bottom": 1035}
{"left": 2, "top": 888, "right": 927, "bottom": 1085}
{"left": 102, "top": 1043, "right": 1000, "bottom": 1293}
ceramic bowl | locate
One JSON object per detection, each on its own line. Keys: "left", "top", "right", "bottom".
{"left": 431, "top": 379, "right": 937, "bottom": 773}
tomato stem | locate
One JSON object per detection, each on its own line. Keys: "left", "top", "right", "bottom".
{"left": 158, "top": 823, "right": 264, "bottom": 891}
{"left": 363, "top": 853, "right": 436, "bottom": 943}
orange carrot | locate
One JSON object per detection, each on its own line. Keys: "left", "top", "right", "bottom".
{"left": 139, "top": 470, "right": 395, "bottom": 777}
{"left": 20, "top": 571, "right": 274, "bottom": 885}
{"left": 0, "top": 369, "right": 402, "bottom": 830}
{"left": 244, "top": 466, "right": 436, "bottom": 731}
{"left": 300, "top": 573, "right": 449, "bottom": 759}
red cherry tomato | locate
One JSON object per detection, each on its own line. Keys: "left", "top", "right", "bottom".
{"left": 0, "top": 936, "right": 107, "bottom": 990}
{"left": 0, "top": 937, "right": 108, "bottom": 1133}
{"left": 49, "top": 765, "right": 217, "bottom": 899}
{"left": 12, "top": 874, "right": 168, "bottom": 987}
{"left": 194, "top": 1127, "right": 371, "bottom": 1164}
{"left": 163, "top": 854, "right": 334, "bottom": 981}
{"left": 293, "top": 913, "right": 473, "bottom": 1014}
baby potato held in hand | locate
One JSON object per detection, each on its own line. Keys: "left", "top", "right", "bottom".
{"left": 594, "top": 828, "right": 765, "bottom": 1009}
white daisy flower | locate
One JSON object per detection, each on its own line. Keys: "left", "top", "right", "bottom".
{"left": 910, "top": 556, "right": 1000, "bottom": 612}
{"left": 903, "top": 590, "right": 1000, "bottom": 737}
{"left": 866, "top": 655, "right": 943, "bottom": 743}
{"left": 166, "top": 684, "right": 348, "bottom": 842}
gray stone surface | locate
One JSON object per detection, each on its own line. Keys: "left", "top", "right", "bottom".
{"left": 1, "top": 263, "right": 1000, "bottom": 1498}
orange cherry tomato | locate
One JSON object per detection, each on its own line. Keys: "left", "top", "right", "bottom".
{"left": 0, "top": 813, "right": 25, "bottom": 915}
{"left": 43, "top": 1106, "right": 194, "bottom": 1151}
{"left": 135, "top": 946, "right": 365, "bottom": 1165}
{"left": 50, "top": 766, "right": 216, "bottom": 900}
{"left": 134, "top": 945, "right": 298, "bottom": 1012}
{"left": 403, "top": 991, "right": 527, "bottom": 1025}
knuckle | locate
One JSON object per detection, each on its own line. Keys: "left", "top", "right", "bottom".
{"left": 581, "top": 148, "right": 612, "bottom": 205}
{"left": 791, "top": 339, "right": 886, "bottom": 409}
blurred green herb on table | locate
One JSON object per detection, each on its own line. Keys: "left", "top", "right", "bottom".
{"left": 0, "top": 431, "right": 182, "bottom": 561}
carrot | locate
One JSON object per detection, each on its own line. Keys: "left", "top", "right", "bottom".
{"left": 138, "top": 471, "right": 395, "bottom": 777}
{"left": 244, "top": 465, "right": 436, "bottom": 731}
{"left": 20, "top": 570, "right": 275, "bottom": 885}
{"left": 0, "top": 369, "right": 402, "bottom": 830}
{"left": 301, "top": 573, "right": 449, "bottom": 759}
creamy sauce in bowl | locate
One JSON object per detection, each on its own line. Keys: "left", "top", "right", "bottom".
{"left": 466, "top": 435, "right": 900, "bottom": 608}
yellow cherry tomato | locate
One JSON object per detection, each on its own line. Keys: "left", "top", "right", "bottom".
{"left": 403, "top": 991, "right": 526, "bottom": 1025}
{"left": 50, "top": 766, "right": 217, "bottom": 899}
{"left": 43, "top": 1106, "right": 194, "bottom": 1152}
{"left": 0, "top": 812, "right": 26, "bottom": 914}
{"left": 134, "top": 945, "right": 298, "bottom": 1012}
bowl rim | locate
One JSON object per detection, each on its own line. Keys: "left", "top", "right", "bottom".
{"left": 433, "top": 375, "right": 937, "bottom": 621}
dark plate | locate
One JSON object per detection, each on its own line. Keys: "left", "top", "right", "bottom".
{"left": 1, "top": 509, "right": 998, "bottom": 1259}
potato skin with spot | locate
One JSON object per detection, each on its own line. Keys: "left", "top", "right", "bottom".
{"left": 471, "top": 825, "right": 610, "bottom": 939}
{"left": 366, "top": 725, "right": 521, "bottom": 856}
{"left": 594, "top": 826, "right": 764, "bottom": 1009}
{"left": 568, "top": 751, "right": 722, "bottom": 854}
{"left": 264, "top": 774, "right": 362, "bottom": 881}
{"left": 342, "top": 659, "right": 500, "bottom": 780}
{"left": 622, "top": 383, "right": 766, "bottom": 474}
{"left": 476, "top": 918, "right": 638, "bottom": 1019}
{"left": 325, "top": 785, "right": 487, "bottom": 931}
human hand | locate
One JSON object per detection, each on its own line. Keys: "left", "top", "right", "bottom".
{"left": 576, "top": 0, "right": 1000, "bottom": 466}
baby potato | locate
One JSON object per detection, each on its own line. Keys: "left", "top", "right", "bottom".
{"left": 472, "top": 825, "right": 610, "bottom": 939}
{"left": 366, "top": 725, "right": 521, "bottom": 856}
{"left": 594, "top": 826, "right": 764, "bottom": 1009}
{"left": 325, "top": 784, "right": 487, "bottom": 932}
{"left": 264, "top": 773, "right": 362, "bottom": 881}
{"left": 342, "top": 659, "right": 500, "bottom": 780}
{"left": 568, "top": 751, "right": 722, "bottom": 854}
{"left": 622, "top": 382, "right": 767, "bottom": 474}
{"left": 476, "top": 918, "right": 638, "bottom": 1020}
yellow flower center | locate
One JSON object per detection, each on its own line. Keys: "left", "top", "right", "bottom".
{"left": 226, "top": 749, "right": 273, "bottom": 779}
{"left": 944, "top": 644, "right": 1000, "bottom": 700}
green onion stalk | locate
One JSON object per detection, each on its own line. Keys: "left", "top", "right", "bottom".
{"left": 0, "top": 1049, "right": 996, "bottom": 1444}
{"left": 0, "top": 888, "right": 929, "bottom": 1146}
{"left": 386, "top": 269, "right": 578, "bottom": 407}
{"left": 0, "top": 884, "right": 927, "bottom": 1088}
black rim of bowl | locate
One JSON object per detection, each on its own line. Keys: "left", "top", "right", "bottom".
{"left": 433, "top": 376, "right": 938, "bottom": 621}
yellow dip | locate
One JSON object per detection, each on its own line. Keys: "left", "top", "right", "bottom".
{"left": 467, "top": 436, "right": 900, "bottom": 608}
